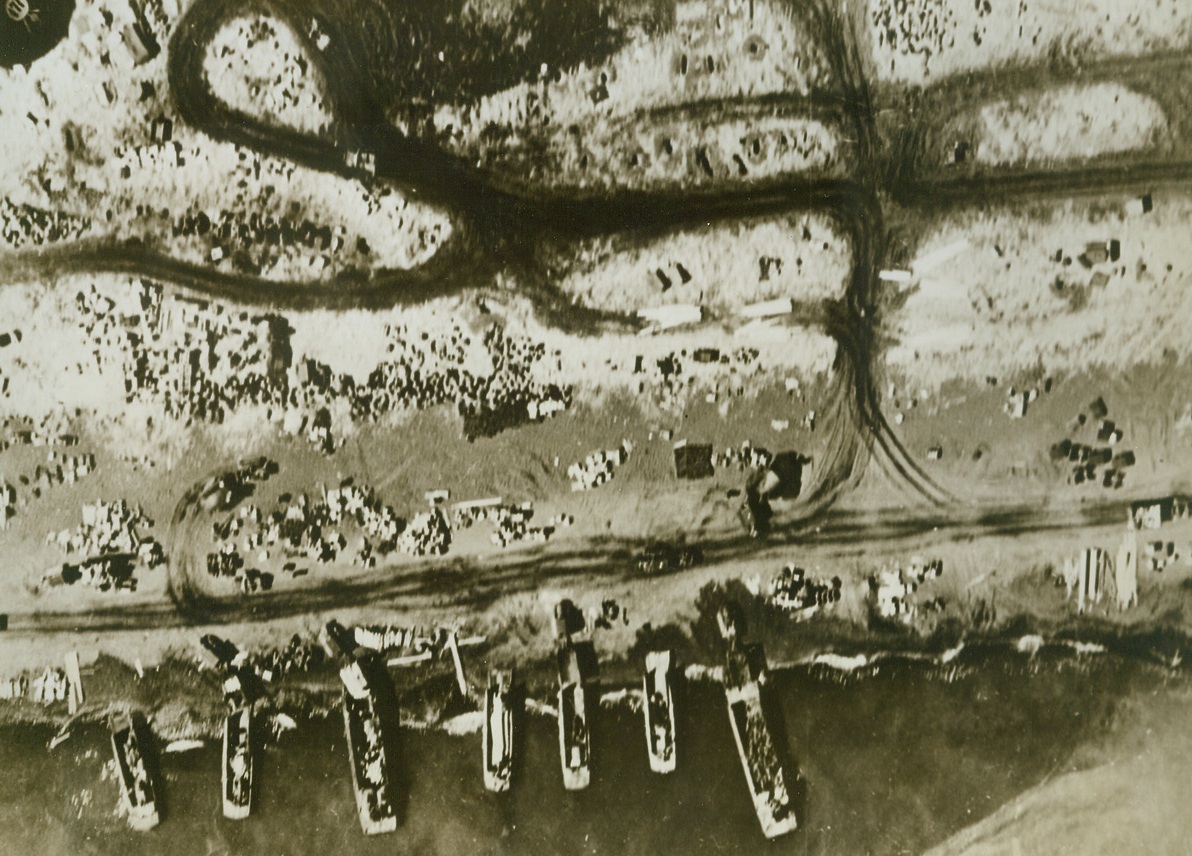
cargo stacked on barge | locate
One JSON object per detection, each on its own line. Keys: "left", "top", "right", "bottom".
{"left": 724, "top": 643, "right": 797, "bottom": 839}
{"left": 340, "top": 659, "right": 398, "bottom": 835}
{"left": 222, "top": 705, "right": 253, "bottom": 820}
{"left": 483, "top": 669, "right": 515, "bottom": 792}
{"left": 643, "top": 650, "right": 676, "bottom": 774}
{"left": 556, "top": 644, "right": 591, "bottom": 790}
{"left": 110, "top": 712, "right": 160, "bottom": 831}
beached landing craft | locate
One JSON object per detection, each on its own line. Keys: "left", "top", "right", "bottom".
{"left": 724, "top": 646, "right": 797, "bottom": 839}
{"left": 483, "top": 669, "right": 515, "bottom": 792}
{"left": 109, "top": 712, "right": 160, "bottom": 831}
{"left": 222, "top": 705, "right": 253, "bottom": 820}
{"left": 643, "top": 650, "right": 677, "bottom": 774}
{"left": 341, "top": 661, "right": 398, "bottom": 835}
{"left": 556, "top": 646, "right": 591, "bottom": 791}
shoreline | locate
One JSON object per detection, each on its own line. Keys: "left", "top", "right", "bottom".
{"left": 3, "top": 610, "right": 1186, "bottom": 743}
{"left": 4, "top": 628, "right": 1183, "bottom": 856}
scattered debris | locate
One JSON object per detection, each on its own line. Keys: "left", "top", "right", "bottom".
{"left": 1115, "top": 528, "right": 1138, "bottom": 610}
{"left": 451, "top": 499, "right": 560, "bottom": 548}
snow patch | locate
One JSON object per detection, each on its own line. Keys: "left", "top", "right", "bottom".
{"left": 812, "top": 653, "right": 869, "bottom": 671}
{"left": 1016, "top": 635, "right": 1045, "bottom": 655}
{"left": 440, "top": 710, "right": 484, "bottom": 736}
{"left": 204, "top": 15, "right": 334, "bottom": 136}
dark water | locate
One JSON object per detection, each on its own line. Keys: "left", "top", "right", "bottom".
{"left": 0, "top": 0, "right": 74, "bottom": 69}
{"left": 0, "top": 649, "right": 1165, "bottom": 856}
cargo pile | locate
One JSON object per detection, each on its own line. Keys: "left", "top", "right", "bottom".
{"left": 395, "top": 507, "right": 452, "bottom": 557}
{"left": 288, "top": 322, "right": 572, "bottom": 441}
{"left": 0, "top": 667, "right": 68, "bottom": 703}
{"left": 645, "top": 346, "right": 762, "bottom": 412}
{"left": 768, "top": 565, "right": 841, "bottom": 616}
{"left": 209, "top": 489, "right": 375, "bottom": 583}
{"left": 325, "top": 483, "right": 406, "bottom": 551}
{"left": 208, "top": 479, "right": 463, "bottom": 590}
{"left": 0, "top": 443, "right": 97, "bottom": 531}
{"left": 51, "top": 278, "right": 575, "bottom": 451}
{"left": 716, "top": 441, "right": 773, "bottom": 471}
{"left": 451, "top": 499, "right": 565, "bottom": 548}
{"left": 869, "top": 556, "right": 945, "bottom": 624}
{"left": 0, "top": 416, "right": 79, "bottom": 451}
{"left": 38, "top": 500, "right": 163, "bottom": 593}
{"left": 568, "top": 442, "right": 631, "bottom": 491}
{"left": 77, "top": 279, "right": 290, "bottom": 425}
{"left": 48, "top": 500, "right": 157, "bottom": 558}
{"left": 0, "top": 198, "right": 92, "bottom": 249}
{"left": 351, "top": 624, "right": 449, "bottom": 654}
{"left": 247, "top": 634, "right": 326, "bottom": 680}
{"left": 1050, "top": 397, "right": 1134, "bottom": 489}
{"left": 176, "top": 208, "right": 358, "bottom": 278}
{"left": 869, "top": 569, "right": 917, "bottom": 623}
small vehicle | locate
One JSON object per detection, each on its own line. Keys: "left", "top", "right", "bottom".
{"left": 201, "top": 634, "right": 244, "bottom": 668}
{"left": 635, "top": 543, "right": 704, "bottom": 575}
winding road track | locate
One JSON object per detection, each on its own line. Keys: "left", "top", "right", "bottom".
{"left": 1, "top": 0, "right": 1184, "bottom": 633}
{"left": 6, "top": 496, "right": 1133, "bottom": 633}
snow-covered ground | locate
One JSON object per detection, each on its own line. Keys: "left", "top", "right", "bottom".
{"left": 435, "top": 0, "right": 829, "bottom": 139}
{"left": 958, "top": 83, "right": 1168, "bottom": 167}
{"left": 0, "top": 0, "right": 449, "bottom": 278}
{"left": 431, "top": 0, "right": 836, "bottom": 190}
{"left": 870, "top": 0, "right": 1192, "bottom": 84}
{"left": 551, "top": 212, "right": 850, "bottom": 315}
{"left": 887, "top": 192, "right": 1192, "bottom": 386}
{"left": 490, "top": 110, "right": 842, "bottom": 191}
{"left": 203, "top": 14, "right": 333, "bottom": 136}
